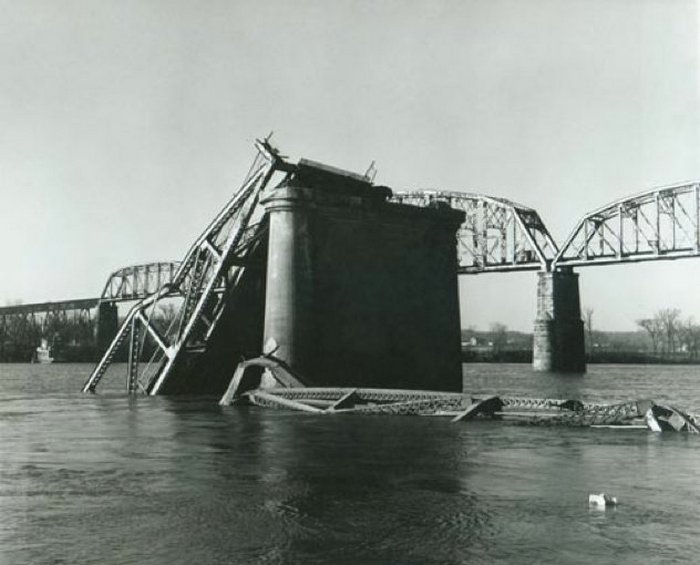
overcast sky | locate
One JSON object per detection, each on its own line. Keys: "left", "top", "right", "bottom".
{"left": 0, "top": 0, "right": 698, "bottom": 331}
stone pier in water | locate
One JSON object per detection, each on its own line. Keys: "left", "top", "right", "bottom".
{"left": 532, "top": 268, "right": 586, "bottom": 373}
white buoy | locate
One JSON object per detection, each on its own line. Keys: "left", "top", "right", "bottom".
{"left": 588, "top": 493, "right": 617, "bottom": 509}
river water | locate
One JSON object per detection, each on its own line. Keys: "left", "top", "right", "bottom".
{"left": 2, "top": 363, "right": 700, "bottom": 564}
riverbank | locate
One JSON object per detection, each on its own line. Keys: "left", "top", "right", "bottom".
{"left": 462, "top": 349, "right": 700, "bottom": 365}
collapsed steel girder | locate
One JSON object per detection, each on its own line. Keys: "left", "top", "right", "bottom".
{"left": 390, "top": 190, "right": 558, "bottom": 273}
{"left": 554, "top": 182, "right": 700, "bottom": 268}
{"left": 82, "top": 138, "right": 292, "bottom": 395}
{"left": 100, "top": 262, "right": 181, "bottom": 302}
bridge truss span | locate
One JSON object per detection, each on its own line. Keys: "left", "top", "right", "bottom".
{"left": 83, "top": 138, "right": 291, "bottom": 395}
{"left": 390, "top": 190, "right": 558, "bottom": 273}
{"left": 554, "top": 181, "right": 700, "bottom": 268}
{"left": 100, "top": 262, "right": 181, "bottom": 302}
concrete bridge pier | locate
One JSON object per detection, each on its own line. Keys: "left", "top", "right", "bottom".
{"left": 95, "top": 302, "right": 118, "bottom": 357}
{"left": 261, "top": 159, "right": 465, "bottom": 391}
{"left": 532, "top": 267, "right": 586, "bottom": 373}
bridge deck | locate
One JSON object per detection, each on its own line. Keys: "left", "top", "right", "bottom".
{"left": 0, "top": 298, "right": 99, "bottom": 315}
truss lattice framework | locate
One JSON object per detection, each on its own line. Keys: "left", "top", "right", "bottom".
{"left": 390, "top": 191, "right": 558, "bottom": 273}
{"left": 100, "top": 262, "right": 181, "bottom": 302}
{"left": 0, "top": 303, "right": 93, "bottom": 332}
{"left": 554, "top": 182, "right": 700, "bottom": 268}
{"left": 82, "top": 138, "right": 292, "bottom": 395}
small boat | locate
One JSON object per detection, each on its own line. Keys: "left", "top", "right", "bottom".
{"left": 33, "top": 338, "right": 54, "bottom": 364}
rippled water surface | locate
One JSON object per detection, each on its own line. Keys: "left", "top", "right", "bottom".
{"left": 2, "top": 363, "right": 700, "bottom": 564}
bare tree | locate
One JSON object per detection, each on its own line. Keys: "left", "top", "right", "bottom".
{"left": 489, "top": 322, "right": 508, "bottom": 354}
{"left": 679, "top": 317, "right": 700, "bottom": 360}
{"left": 657, "top": 308, "right": 681, "bottom": 355}
{"left": 637, "top": 317, "right": 662, "bottom": 353}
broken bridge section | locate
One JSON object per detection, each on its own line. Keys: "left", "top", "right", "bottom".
{"left": 83, "top": 141, "right": 466, "bottom": 395}
{"left": 83, "top": 139, "right": 288, "bottom": 394}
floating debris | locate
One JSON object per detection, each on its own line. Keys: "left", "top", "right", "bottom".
{"left": 588, "top": 493, "right": 617, "bottom": 509}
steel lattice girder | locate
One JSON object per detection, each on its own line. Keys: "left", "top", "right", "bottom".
{"left": 0, "top": 298, "right": 98, "bottom": 316}
{"left": 554, "top": 182, "right": 700, "bottom": 268}
{"left": 100, "top": 262, "right": 182, "bottom": 302}
{"left": 390, "top": 190, "right": 558, "bottom": 273}
{"left": 0, "top": 303, "right": 93, "bottom": 330}
{"left": 82, "top": 138, "right": 291, "bottom": 395}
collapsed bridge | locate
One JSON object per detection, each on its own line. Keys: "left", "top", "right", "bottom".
{"left": 83, "top": 139, "right": 467, "bottom": 395}
{"left": 80, "top": 138, "right": 700, "bottom": 395}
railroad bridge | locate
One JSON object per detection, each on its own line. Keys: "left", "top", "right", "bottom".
{"left": 4, "top": 139, "right": 698, "bottom": 390}
{"left": 392, "top": 181, "right": 700, "bottom": 373}
{"left": 0, "top": 262, "right": 179, "bottom": 362}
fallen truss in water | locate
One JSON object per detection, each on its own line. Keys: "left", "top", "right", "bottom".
{"left": 219, "top": 361, "right": 700, "bottom": 432}
{"left": 82, "top": 138, "right": 292, "bottom": 395}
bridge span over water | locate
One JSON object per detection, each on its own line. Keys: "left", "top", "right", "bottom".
{"left": 395, "top": 181, "right": 700, "bottom": 373}
{"left": 390, "top": 191, "right": 558, "bottom": 274}
{"left": 3, "top": 138, "right": 698, "bottom": 386}
{"left": 0, "top": 262, "right": 181, "bottom": 361}
{"left": 0, "top": 260, "right": 181, "bottom": 315}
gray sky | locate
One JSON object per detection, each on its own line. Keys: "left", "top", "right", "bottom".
{"left": 0, "top": 0, "right": 698, "bottom": 331}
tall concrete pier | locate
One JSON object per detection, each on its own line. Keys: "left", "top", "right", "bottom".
{"left": 262, "top": 160, "right": 465, "bottom": 391}
{"left": 532, "top": 268, "right": 586, "bottom": 373}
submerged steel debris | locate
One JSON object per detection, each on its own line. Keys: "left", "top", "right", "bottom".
{"left": 220, "top": 383, "right": 700, "bottom": 433}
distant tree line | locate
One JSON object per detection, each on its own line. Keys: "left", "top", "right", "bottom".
{"left": 636, "top": 308, "right": 700, "bottom": 360}
{"left": 461, "top": 323, "right": 533, "bottom": 362}
{"left": 463, "top": 307, "right": 700, "bottom": 364}
{"left": 0, "top": 309, "right": 95, "bottom": 362}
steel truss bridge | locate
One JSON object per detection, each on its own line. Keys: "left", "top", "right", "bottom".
{"left": 0, "top": 299, "right": 96, "bottom": 339}
{"left": 83, "top": 145, "right": 569, "bottom": 394}
{"left": 7, "top": 177, "right": 696, "bottom": 328}
{"left": 82, "top": 138, "right": 289, "bottom": 395}
{"left": 4, "top": 135, "right": 699, "bottom": 387}
{"left": 553, "top": 181, "right": 700, "bottom": 269}
{"left": 0, "top": 262, "right": 182, "bottom": 361}
{"left": 0, "top": 261, "right": 182, "bottom": 321}
{"left": 391, "top": 191, "right": 559, "bottom": 273}
{"left": 100, "top": 262, "right": 181, "bottom": 302}
{"left": 393, "top": 180, "right": 700, "bottom": 273}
